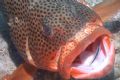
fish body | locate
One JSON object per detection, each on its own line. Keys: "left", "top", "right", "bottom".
{"left": 2, "top": 0, "right": 115, "bottom": 79}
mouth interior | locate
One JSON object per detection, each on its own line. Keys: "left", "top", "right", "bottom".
{"left": 72, "top": 36, "right": 107, "bottom": 72}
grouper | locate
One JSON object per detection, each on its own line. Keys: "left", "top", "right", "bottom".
{"left": 1, "top": 0, "right": 115, "bottom": 80}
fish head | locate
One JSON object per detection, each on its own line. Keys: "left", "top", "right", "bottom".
{"left": 4, "top": 0, "right": 115, "bottom": 79}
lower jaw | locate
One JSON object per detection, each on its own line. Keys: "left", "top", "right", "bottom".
{"left": 70, "top": 36, "right": 115, "bottom": 79}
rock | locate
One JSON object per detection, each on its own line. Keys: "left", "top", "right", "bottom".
{"left": 114, "top": 53, "right": 120, "bottom": 78}
{"left": 0, "top": 11, "right": 23, "bottom": 79}
{"left": 116, "top": 78, "right": 120, "bottom": 80}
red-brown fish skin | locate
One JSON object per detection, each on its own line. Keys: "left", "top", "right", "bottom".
{"left": 2, "top": 0, "right": 114, "bottom": 80}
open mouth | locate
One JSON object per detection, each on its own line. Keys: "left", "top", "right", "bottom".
{"left": 71, "top": 36, "right": 115, "bottom": 79}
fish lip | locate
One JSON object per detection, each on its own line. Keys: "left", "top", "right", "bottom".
{"left": 58, "top": 27, "right": 113, "bottom": 79}
{"left": 70, "top": 37, "right": 115, "bottom": 79}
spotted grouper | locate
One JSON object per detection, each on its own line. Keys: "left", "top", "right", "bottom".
{"left": 1, "top": 0, "right": 115, "bottom": 80}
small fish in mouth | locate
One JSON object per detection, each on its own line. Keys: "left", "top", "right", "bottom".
{"left": 2, "top": 0, "right": 115, "bottom": 80}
